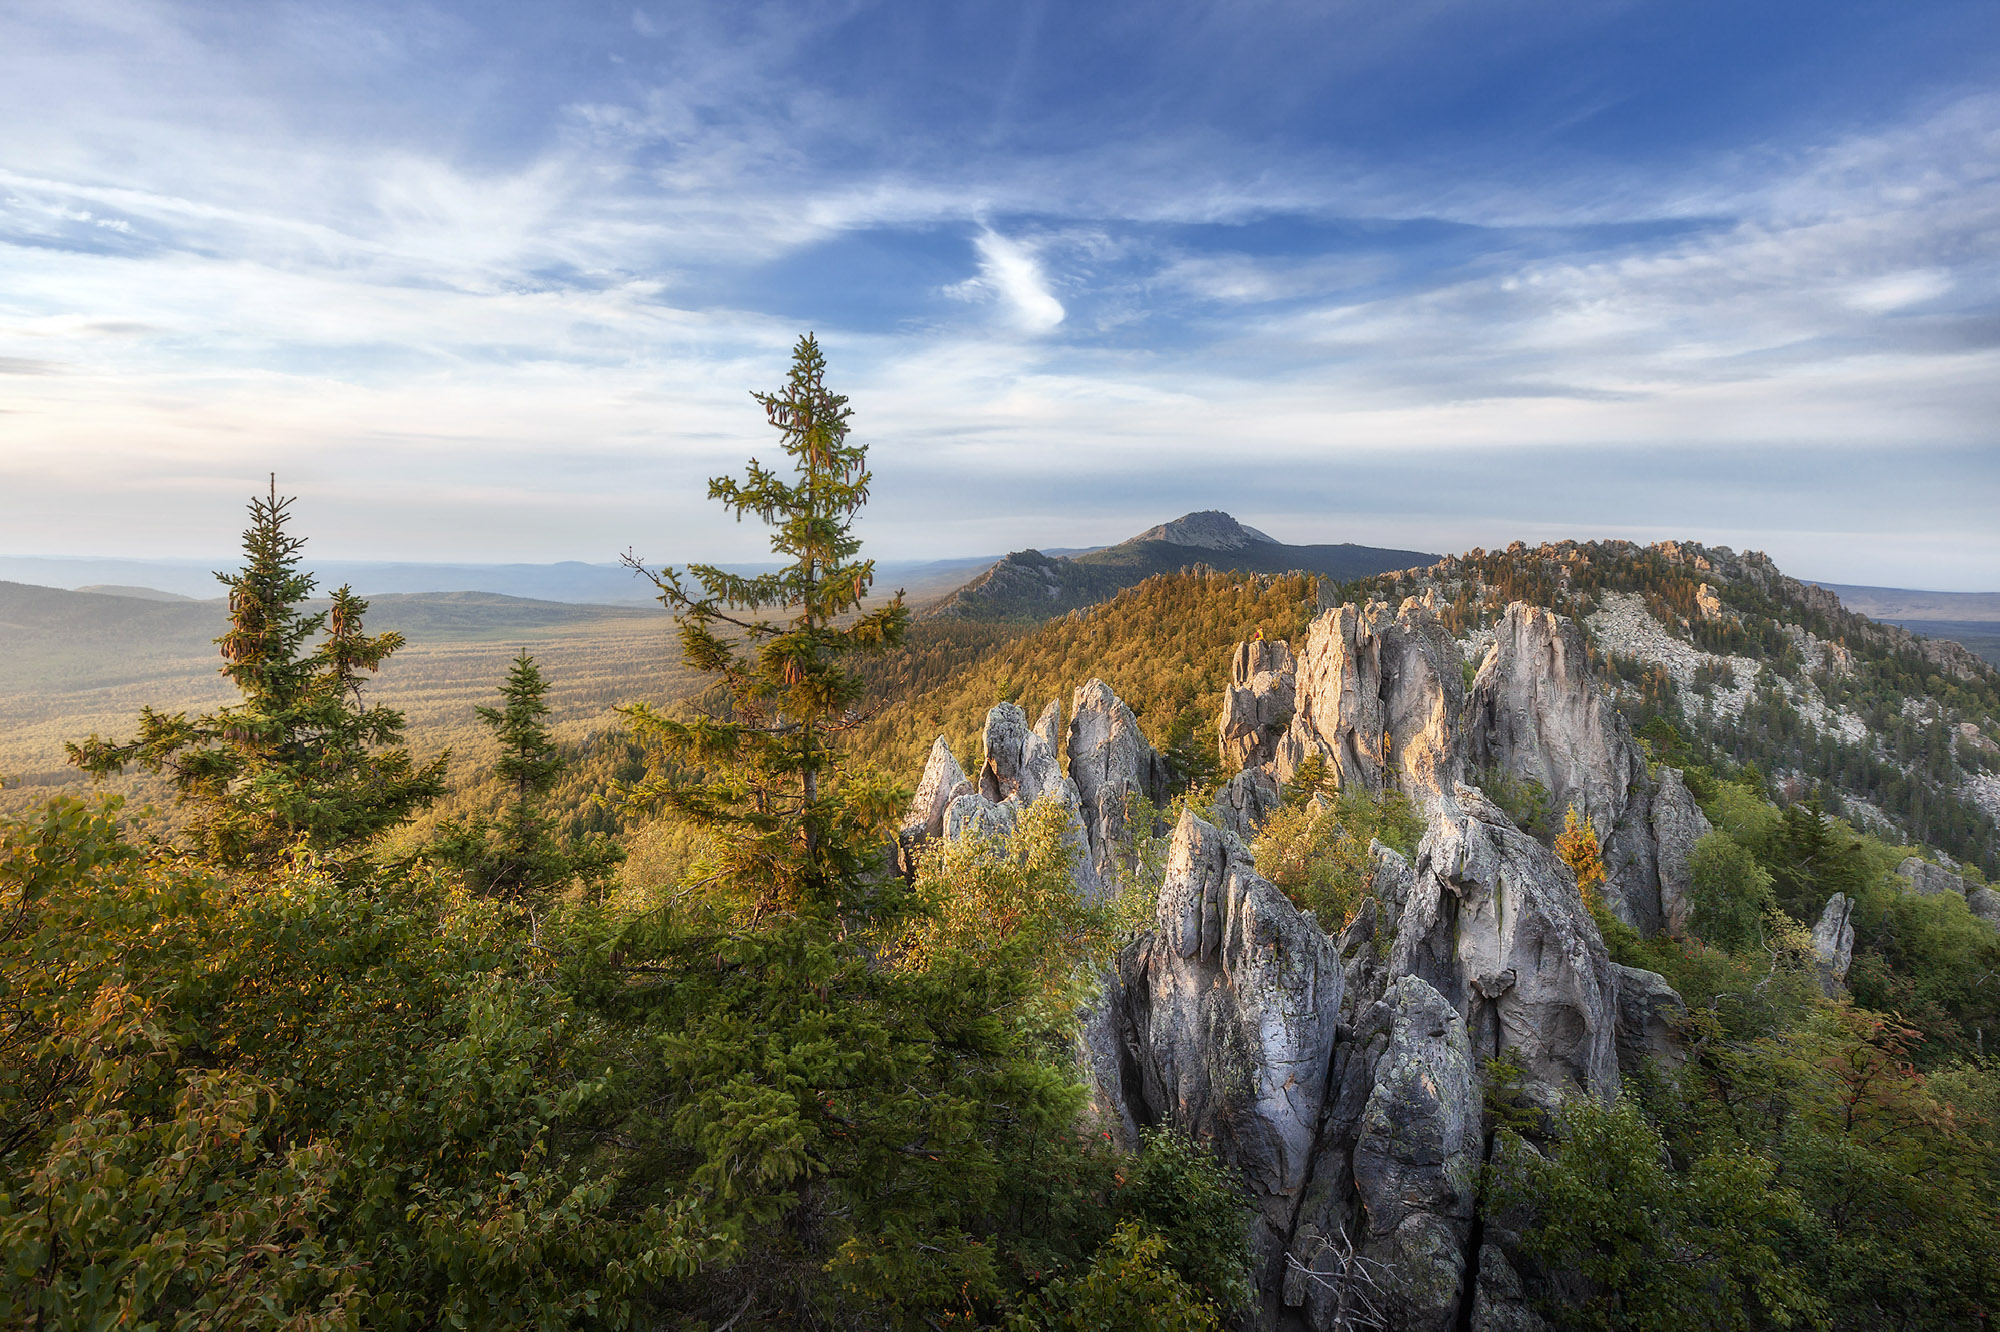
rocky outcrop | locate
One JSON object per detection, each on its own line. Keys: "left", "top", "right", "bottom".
{"left": 897, "top": 737, "right": 972, "bottom": 873}
{"left": 1811, "top": 893, "right": 1857, "bottom": 995}
{"left": 976, "top": 701, "right": 1064, "bottom": 807}
{"left": 943, "top": 790, "right": 1015, "bottom": 841}
{"left": 1470, "top": 1246, "right": 1552, "bottom": 1332}
{"left": 1897, "top": 856, "right": 1969, "bottom": 898}
{"left": 929, "top": 600, "right": 1705, "bottom": 1326}
{"left": 1219, "top": 638, "right": 1297, "bottom": 770}
{"left": 1110, "top": 811, "right": 1344, "bottom": 1312}
{"left": 1466, "top": 603, "right": 1661, "bottom": 934}
{"left": 1970, "top": 888, "right": 2000, "bottom": 932}
{"left": 1407, "top": 786, "right": 1623, "bottom": 1109}
{"left": 1609, "top": 964, "right": 1686, "bottom": 1076}
{"left": 1274, "top": 598, "right": 1464, "bottom": 805}
{"left": 1068, "top": 679, "right": 1171, "bottom": 889}
{"left": 1349, "top": 976, "right": 1480, "bottom": 1331}
{"left": 1213, "top": 766, "right": 1283, "bottom": 843}
{"left": 1650, "top": 767, "right": 1712, "bottom": 936}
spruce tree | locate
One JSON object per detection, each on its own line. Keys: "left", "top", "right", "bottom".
{"left": 68, "top": 478, "right": 447, "bottom": 870}
{"left": 618, "top": 332, "right": 909, "bottom": 916}
{"left": 429, "top": 652, "right": 621, "bottom": 900}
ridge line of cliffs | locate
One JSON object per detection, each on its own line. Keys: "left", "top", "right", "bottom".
{"left": 894, "top": 593, "right": 1873, "bottom": 1331}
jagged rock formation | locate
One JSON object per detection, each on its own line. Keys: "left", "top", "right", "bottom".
{"left": 1214, "top": 766, "right": 1283, "bottom": 843}
{"left": 1272, "top": 597, "right": 1464, "bottom": 803}
{"left": 1350, "top": 976, "right": 1480, "bottom": 1329}
{"left": 1108, "top": 810, "right": 1344, "bottom": 1303}
{"left": 1068, "top": 680, "right": 1172, "bottom": 888}
{"left": 1076, "top": 792, "right": 1631, "bottom": 1327}
{"left": 901, "top": 684, "right": 1172, "bottom": 901}
{"left": 1398, "top": 786, "right": 1622, "bottom": 1109}
{"left": 1466, "top": 604, "right": 1663, "bottom": 934}
{"left": 906, "top": 607, "right": 1699, "bottom": 1328}
{"left": 1811, "top": 893, "right": 1857, "bottom": 994}
{"left": 900, "top": 736, "right": 969, "bottom": 858}
{"left": 1222, "top": 594, "right": 1702, "bottom": 940}
{"left": 1610, "top": 964, "right": 1687, "bottom": 1076}
{"left": 1219, "top": 638, "right": 1296, "bottom": 771}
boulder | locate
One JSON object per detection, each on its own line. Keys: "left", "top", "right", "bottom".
{"left": 1609, "top": 963, "right": 1686, "bottom": 1076}
{"left": 1352, "top": 975, "right": 1480, "bottom": 1332}
{"left": 1067, "top": 679, "right": 1171, "bottom": 890}
{"left": 1466, "top": 603, "right": 1660, "bottom": 934}
{"left": 1218, "top": 637, "right": 1296, "bottom": 771}
{"left": 1651, "top": 766, "right": 1711, "bottom": 936}
{"left": 1811, "top": 893, "right": 1857, "bottom": 995}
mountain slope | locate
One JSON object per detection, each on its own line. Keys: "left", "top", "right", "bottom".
{"left": 927, "top": 511, "right": 1435, "bottom": 621}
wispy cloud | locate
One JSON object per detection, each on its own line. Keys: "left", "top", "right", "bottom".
{"left": 0, "top": 1, "right": 1995, "bottom": 586}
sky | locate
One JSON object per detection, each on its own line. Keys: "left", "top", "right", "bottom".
{"left": 2, "top": 0, "right": 1997, "bottom": 588}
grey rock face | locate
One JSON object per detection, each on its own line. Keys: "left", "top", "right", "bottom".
{"left": 1213, "top": 765, "right": 1282, "bottom": 842}
{"left": 1414, "top": 785, "right": 1623, "bottom": 1108}
{"left": 1032, "top": 697, "right": 1064, "bottom": 753}
{"left": 1466, "top": 602, "right": 1661, "bottom": 934}
{"left": 898, "top": 737, "right": 970, "bottom": 873}
{"left": 1275, "top": 599, "right": 1464, "bottom": 806}
{"left": 1969, "top": 888, "right": 2000, "bottom": 933}
{"left": 1078, "top": 966, "right": 1140, "bottom": 1152}
{"left": 1811, "top": 893, "right": 1857, "bottom": 994}
{"left": 1609, "top": 964, "right": 1687, "bottom": 1076}
{"left": 943, "top": 791, "right": 1014, "bottom": 842}
{"left": 1218, "top": 637, "right": 1297, "bottom": 770}
{"left": 1651, "top": 766, "right": 1712, "bottom": 936}
{"left": 1124, "top": 810, "right": 1344, "bottom": 1199}
{"left": 977, "top": 701, "right": 1066, "bottom": 807}
{"left": 1897, "top": 857, "right": 1968, "bottom": 898}
{"left": 1470, "top": 1247, "right": 1552, "bottom": 1332}
{"left": 1067, "top": 679, "right": 1171, "bottom": 890}
{"left": 1352, "top": 976, "right": 1480, "bottom": 1332}
{"left": 974, "top": 700, "right": 1101, "bottom": 897}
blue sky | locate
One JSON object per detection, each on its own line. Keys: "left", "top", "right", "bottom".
{"left": 2, "top": 0, "right": 1997, "bottom": 586}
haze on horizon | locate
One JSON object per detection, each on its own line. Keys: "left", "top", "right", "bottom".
{"left": 2, "top": 1, "right": 1997, "bottom": 589}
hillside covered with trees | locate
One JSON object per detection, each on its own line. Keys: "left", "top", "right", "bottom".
{"left": 8, "top": 339, "right": 2000, "bottom": 1331}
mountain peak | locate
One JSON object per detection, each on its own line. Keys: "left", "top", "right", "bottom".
{"left": 1130, "top": 511, "right": 1277, "bottom": 551}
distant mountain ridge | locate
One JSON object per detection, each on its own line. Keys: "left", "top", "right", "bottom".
{"left": 928, "top": 511, "right": 1437, "bottom": 622}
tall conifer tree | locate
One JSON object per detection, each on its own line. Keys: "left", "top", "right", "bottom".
{"left": 68, "top": 478, "right": 446, "bottom": 869}
{"left": 618, "top": 332, "right": 909, "bottom": 916}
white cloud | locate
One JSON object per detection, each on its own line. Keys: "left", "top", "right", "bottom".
{"left": 956, "top": 229, "right": 1065, "bottom": 333}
